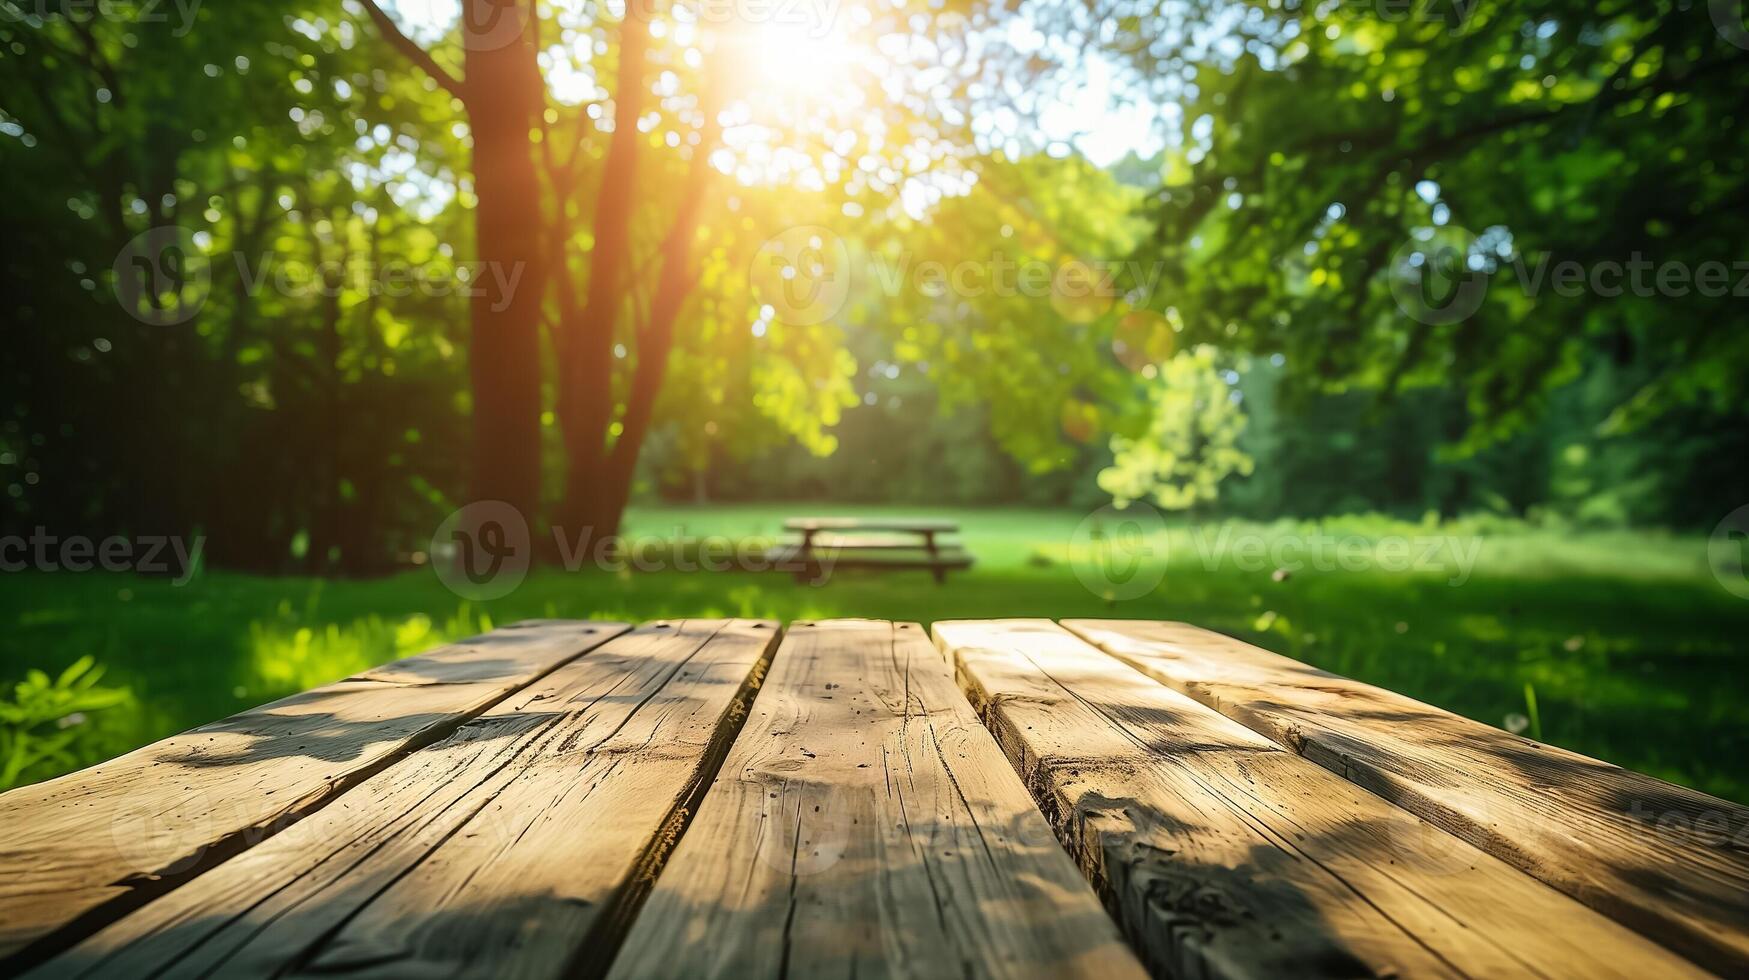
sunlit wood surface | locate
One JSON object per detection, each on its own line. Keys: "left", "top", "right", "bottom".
{"left": 2, "top": 618, "right": 1741, "bottom": 978}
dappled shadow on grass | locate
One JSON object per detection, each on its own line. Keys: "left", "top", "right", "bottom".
{"left": 244, "top": 607, "right": 507, "bottom": 698}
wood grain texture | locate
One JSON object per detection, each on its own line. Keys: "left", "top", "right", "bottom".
{"left": 607, "top": 619, "right": 1146, "bottom": 980}
{"left": 1064, "top": 618, "right": 1749, "bottom": 974}
{"left": 936, "top": 620, "right": 1704, "bottom": 979}
{"left": 28, "top": 619, "right": 778, "bottom": 980}
{"left": 0, "top": 619, "right": 627, "bottom": 967}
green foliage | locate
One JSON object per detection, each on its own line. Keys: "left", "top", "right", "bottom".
{"left": 1095, "top": 0, "right": 1749, "bottom": 451}
{"left": 246, "top": 605, "right": 495, "bottom": 695}
{"left": 866, "top": 154, "right": 1159, "bottom": 473}
{"left": 1, "top": 0, "right": 474, "bottom": 571}
{"left": 3, "top": 0, "right": 1138, "bottom": 554}
{"left": 1212, "top": 350, "right": 1749, "bottom": 528}
{"left": 7, "top": 0, "right": 1740, "bottom": 560}
{"left": 1100, "top": 346, "right": 1254, "bottom": 509}
{"left": 0, "top": 657, "right": 133, "bottom": 790}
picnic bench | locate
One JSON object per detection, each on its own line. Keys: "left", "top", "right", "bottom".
{"left": 769, "top": 517, "right": 974, "bottom": 584}
{"left": 2, "top": 618, "right": 1745, "bottom": 978}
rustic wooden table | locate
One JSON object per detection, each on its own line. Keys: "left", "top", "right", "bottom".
{"left": 2, "top": 619, "right": 1744, "bottom": 978}
{"left": 774, "top": 518, "right": 974, "bottom": 584}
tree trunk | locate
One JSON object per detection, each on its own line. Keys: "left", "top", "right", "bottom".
{"left": 552, "top": 50, "right": 721, "bottom": 547}
{"left": 551, "top": 16, "right": 652, "bottom": 539}
{"left": 462, "top": 2, "right": 546, "bottom": 521}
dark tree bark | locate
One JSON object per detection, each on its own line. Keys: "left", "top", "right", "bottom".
{"left": 588, "top": 120, "right": 720, "bottom": 537}
{"left": 550, "top": 16, "right": 653, "bottom": 538}
{"left": 461, "top": 2, "right": 546, "bottom": 521}
{"left": 365, "top": 1, "right": 721, "bottom": 547}
{"left": 551, "top": 34, "right": 721, "bottom": 545}
{"left": 366, "top": 0, "right": 547, "bottom": 522}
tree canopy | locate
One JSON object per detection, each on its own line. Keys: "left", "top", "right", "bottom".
{"left": 1101, "top": 0, "right": 1749, "bottom": 448}
{"left": 2, "top": 0, "right": 1745, "bottom": 574}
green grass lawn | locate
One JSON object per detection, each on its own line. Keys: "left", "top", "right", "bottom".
{"left": 3, "top": 504, "right": 1746, "bottom": 802}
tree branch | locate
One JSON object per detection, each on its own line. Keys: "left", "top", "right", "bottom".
{"left": 557, "top": 13, "right": 652, "bottom": 474}
{"left": 358, "top": 0, "right": 467, "bottom": 103}
{"left": 607, "top": 95, "right": 724, "bottom": 477}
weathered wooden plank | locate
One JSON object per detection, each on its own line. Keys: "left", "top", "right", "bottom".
{"left": 28, "top": 619, "right": 778, "bottom": 980}
{"left": 937, "top": 620, "right": 1704, "bottom": 978}
{"left": 607, "top": 619, "right": 1146, "bottom": 980}
{"left": 0, "top": 619, "right": 627, "bottom": 967}
{"left": 1064, "top": 618, "right": 1749, "bottom": 974}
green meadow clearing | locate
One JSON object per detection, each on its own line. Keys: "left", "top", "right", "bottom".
{"left": 3, "top": 505, "right": 1745, "bottom": 802}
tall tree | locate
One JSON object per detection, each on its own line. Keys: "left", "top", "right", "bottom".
{"left": 362, "top": 0, "right": 546, "bottom": 520}
{"left": 548, "top": 34, "right": 724, "bottom": 541}
{"left": 355, "top": 1, "right": 940, "bottom": 543}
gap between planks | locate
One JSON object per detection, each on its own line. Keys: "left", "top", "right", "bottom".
{"left": 1064, "top": 618, "right": 1749, "bottom": 975}
{"left": 27, "top": 619, "right": 780, "bottom": 980}
{"left": 934, "top": 619, "right": 1704, "bottom": 979}
{"left": 608, "top": 619, "right": 1147, "bottom": 980}
{"left": 0, "top": 619, "right": 630, "bottom": 972}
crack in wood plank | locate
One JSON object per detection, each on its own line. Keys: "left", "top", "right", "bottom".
{"left": 937, "top": 619, "right": 1704, "bottom": 980}
{"left": 1064, "top": 618, "right": 1749, "bottom": 975}
{"left": 607, "top": 619, "right": 1146, "bottom": 980}
{"left": 0, "top": 620, "right": 630, "bottom": 970}
{"left": 23, "top": 620, "right": 777, "bottom": 980}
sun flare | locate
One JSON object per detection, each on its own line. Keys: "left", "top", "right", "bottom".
{"left": 722, "top": 17, "right": 866, "bottom": 107}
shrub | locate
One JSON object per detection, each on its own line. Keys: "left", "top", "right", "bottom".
{"left": 0, "top": 657, "right": 134, "bottom": 791}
